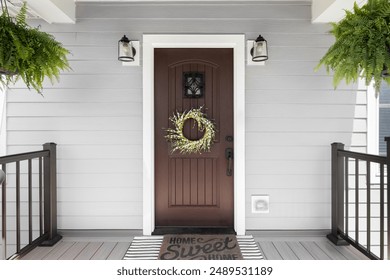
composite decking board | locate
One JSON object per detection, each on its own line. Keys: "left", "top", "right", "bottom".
{"left": 20, "top": 241, "right": 62, "bottom": 260}
{"left": 257, "top": 241, "right": 282, "bottom": 260}
{"left": 328, "top": 242, "right": 366, "bottom": 260}
{"left": 16, "top": 239, "right": 370, "bottom": 260}
{"left": 91, "top": 242, "right": 117, "bottom": 260}
{"left": 285, "top": 241, "right": 315, "bottom": 260}
{"left": 42, "top": 241, "right": 75, "bottom": 260}
{"left": 58, "top": 242, "right": 89, "bottom": 260}
{"left": 314, "top": 241, "right": 347, "bottom": 260}
{"left": 74, "top": 242, "right": 103, "bottom": 260}
{"left": 300, "top": 241, "right": 331, "bottom": 260}
{"left": 59, "top": 217, "right": 143, "bottom": 230}
{"left": 343, "top": 244, "right": 371, "bottom": 260}
{"left": 272, "top": 241, "right": 299, "bottom": 260}
{"left": 107, "top": 242, "right": 132, "bottom": 260}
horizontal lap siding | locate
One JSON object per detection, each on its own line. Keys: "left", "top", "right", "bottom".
{"left": 3, "top": 1, "right": 363, "bottom": 230}
{"left": 5, "top": 4, "right": 144, "bottom": 228}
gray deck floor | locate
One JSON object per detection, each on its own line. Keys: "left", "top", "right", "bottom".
{"left": 256, "top": 240, "right": 368, "bottom": 260}
{"left": 20, "top": 241, "right": 131, "bottom": 260}
{"left": 15, "top": 231, "right": 370, "bottom": 260}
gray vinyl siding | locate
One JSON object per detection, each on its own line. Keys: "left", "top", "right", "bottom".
{"left": 4, "top": 1, "right": 364, "bottom": 230}
{"left": 379, "top": 83, "right": 390, "bottom": 155}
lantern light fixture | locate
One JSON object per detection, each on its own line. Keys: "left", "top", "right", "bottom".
{"left": 118, "top": 35, "right": 136, "bottom": 62}
{"left": 250, "top": 34, "right": 268, "bottom": 62}
{"left": 382, "top": 66, "right": 390, "bottom": 78}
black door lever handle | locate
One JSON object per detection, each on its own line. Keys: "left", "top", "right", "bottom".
{"left": 225, "top": 148, "right": 233, "bottom": 176}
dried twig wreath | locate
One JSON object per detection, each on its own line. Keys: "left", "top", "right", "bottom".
{"left": 165, "top": 107, "right": 216, "bottom": 154}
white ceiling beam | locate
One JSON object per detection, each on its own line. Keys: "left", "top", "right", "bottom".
{"left": 312, "top": 0, "right": 367, "bottom": 23}
{"left": 26, "top": 0, "right": 75, "bottom": 24}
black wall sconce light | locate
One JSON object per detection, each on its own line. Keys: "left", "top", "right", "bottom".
{"left": 250, "top": 35, "right": 268, "bottom": 62}
{"left": 118, "top": 35, "right": 136, "bottom": 62}
{"left": 247, "top": 34, "right": 268, "bottom": 65}
{"left": 382, "top": 66, "right": 390, "bottom": 77}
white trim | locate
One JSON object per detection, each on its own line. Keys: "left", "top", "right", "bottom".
{"left": 25, "top": 0, "right": 75, "bottom": 24}
{"left": 311, "top": 0, "right": 367, "bottom": 23}
{"left": 367, "top": 81, "right": 379, "bottom": 156}
{"left": 142, "top": 34, "right": 246, "bottom": 235}
{"left": 366, "top": 80, "right": 384, "bottom": 182}
{"left": 0, "top": 85, "right": 6, "bottom": 157}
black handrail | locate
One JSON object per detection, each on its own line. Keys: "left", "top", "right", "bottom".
{"left": 328, "top": 138, "right": 390, "bottom": 260}
{"left": 0, "top": 143, "right": 61, "bottom": 260}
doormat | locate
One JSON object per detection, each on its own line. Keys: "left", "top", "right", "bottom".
{"left": 123, "top": 235, "right": 264, "bottom": 260}
{"left": 159, "top": 235, "right": 242, "bottom": 260}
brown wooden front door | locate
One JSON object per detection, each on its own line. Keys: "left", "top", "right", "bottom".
{"left": 154, "top": 48, "right": 234, "bottom": 230}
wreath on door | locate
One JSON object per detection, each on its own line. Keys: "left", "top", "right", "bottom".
{"left": 165, "top": 107, "right": 216, "bottom": 154}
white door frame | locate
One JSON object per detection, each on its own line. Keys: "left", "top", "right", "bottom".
{"left": 142, "top": 34, "right": 246, "bottom": 235}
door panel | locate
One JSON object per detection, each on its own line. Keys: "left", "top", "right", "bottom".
{"left": 154, "top": 48, "right": 233, "bottom": 228}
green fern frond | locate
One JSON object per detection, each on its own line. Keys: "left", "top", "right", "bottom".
{"left": 316, "top": 0, "right": 390, "bottom": 93}
{"left": 0, "top": 2, "right": 71, "bottom": 94}
{"left": 15, "top": 2, "right": 27, "bottom": 28}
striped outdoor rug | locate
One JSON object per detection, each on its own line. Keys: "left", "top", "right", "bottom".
{"left": 123, "top": 235, "right": 264, "bottom": 260}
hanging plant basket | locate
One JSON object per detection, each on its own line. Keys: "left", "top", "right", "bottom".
{"left": 316, "top": 0, "right": 390, "bottom": 92}
{"left": 382, "top": 65, "right": 390, "bottom": 78}
{"left": 0, "top": 67, "right": 17, "bottom": 76}
{"left": 0, "top": 1, "right": 70, "bottom": 94}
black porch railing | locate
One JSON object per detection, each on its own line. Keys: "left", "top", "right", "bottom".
{"left": 328, "top": 139, "right": 390, "bottom": 260}
{"left": 0, "top": 143, "right": 61, "bottom": 260}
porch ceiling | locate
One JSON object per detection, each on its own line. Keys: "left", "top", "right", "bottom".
{"left": 14, "top": 0, "right": 368, "bottom": 24}
{"left": 75, "top": 0, "right": 311, "bottom": 2}
{"left": 75, "top": 0, "right": 366, "bottom": 23}
{"left": 8, "top": 0, "right": 75, "bottom": 23}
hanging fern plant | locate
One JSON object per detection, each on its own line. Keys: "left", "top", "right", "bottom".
{"left": 316, "top": 0, "right": 390, "bottom": 92}
{"left": 0, "top": 1, "right": 70, "bottom": 94}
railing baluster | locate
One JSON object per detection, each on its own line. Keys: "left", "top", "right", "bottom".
{"left": 1, "top": 164, "right": 6, "bottom": 260}
{"left": 380, "top": 163, "right": 384, "bottom": 260}
{"left": 330, "top": 142, "right": 388, "bottom": 260}
{"left": 0, "top": 144, "right": 59, "bottom": 259}
{"left": 355, "top": 159, "right": 359, "bottom": 244}
{"left": 28, "top": 159, "right": 32, "bottom": 244}
{"left": 386, "top": 137, "right": 390, "bottom": 260}
{"left": 388, "top": 167, "right": 390, "bottom": 260}
{"left": 39, "top": 157, "right": 43, "bottom": 236}
{"left": 366, "top": 161, "right": 371, "bottom": 253}
{"left": 345, "top": 157, "right": 349, "bottom": 236}
{"left": 16, "top": 161, "right": 20, "bottom": 253}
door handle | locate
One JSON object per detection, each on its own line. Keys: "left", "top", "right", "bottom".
{"left": 225, "top": 148, "right": 233, "bottom": 176}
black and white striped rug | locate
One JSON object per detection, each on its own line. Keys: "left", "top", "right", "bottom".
{"left": 123, "top": 235, "right": 264, "bottom": 260}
